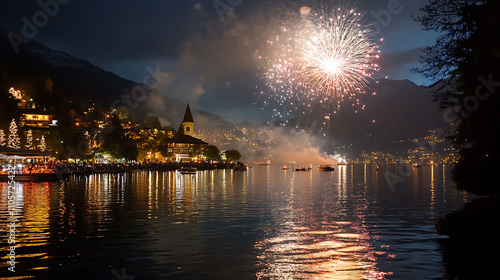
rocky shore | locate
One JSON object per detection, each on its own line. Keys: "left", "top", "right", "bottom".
{"left": 435, "top": 196, "right": 500, "bottom": 279}
{"left": 436, "top": 196, "right": 500, "bottom": 241}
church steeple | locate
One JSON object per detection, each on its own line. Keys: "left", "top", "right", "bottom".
{"left": 179, "top": 103, "right": 194, "bottom": 136}
{"left": 183, "top": 103, "right": 194, "bottom": 123}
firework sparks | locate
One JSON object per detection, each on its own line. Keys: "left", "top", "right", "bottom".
{"left": 260, "top": 4, "right": 380, "bottom": 118}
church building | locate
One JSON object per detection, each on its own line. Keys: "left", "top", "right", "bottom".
{"left": 166, "top": 104, "right": 208, "bottom": 162}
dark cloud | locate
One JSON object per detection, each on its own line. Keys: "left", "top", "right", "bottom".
{"left": 1, "top": 0, "right": 202, "bottom": 65}
{"left": 0, "top": 0, "right": 439, "bottom": 121}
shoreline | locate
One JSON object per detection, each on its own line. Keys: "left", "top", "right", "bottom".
{"left": 0, "top": 162, "right": 243, "bottom": 182}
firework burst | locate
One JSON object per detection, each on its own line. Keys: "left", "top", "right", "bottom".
{"left": 259, "top": 4, "right": 380, "bottom": 120}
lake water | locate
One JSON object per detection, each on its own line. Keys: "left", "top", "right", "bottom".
{"left": 0, "top": 164, "right": 475, "bottom": 279}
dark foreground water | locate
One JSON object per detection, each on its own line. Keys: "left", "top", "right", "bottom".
{"left": 1, "top": 164, "right": 474, "bottom": 279}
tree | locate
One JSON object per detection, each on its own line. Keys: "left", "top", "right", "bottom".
{"left": 0, "top": 89, "right": 21, "bottom": 127}
{"left": 224, "top": 149, "right": 241, "bottom": 162}
{"left": 203, "top": 145, "right": 222, "bottom": 162}
{"left": 7, "top": 119, "right": 20, "bottom": 149}
{"left": 146, "top": 128, "right": 170, "bottom": 152}
{"left": 39, "top": 135, "right": 47, "bottom": 152}
{"left": 189, "top": 145, "right": 203, "bottom": 161}
{"left": 25, "top": 129, "right": 33, "bottom": 150}
{"left": 101, "top": 114, "right": 138, "bottom": 161}
{"left": 163, "top": 126, "right": 176, "bottom": 136}
{"left": 0, "top": 129, "right": 5, "bottom": 146}
{"left": 145, "top": 115, "right": 162, "bottom": 130}
{"left": 119, "top": 141, "right": 139, "bottom": 161}
{"left": 414, "top": 0, "right": 500, "bottom": 195}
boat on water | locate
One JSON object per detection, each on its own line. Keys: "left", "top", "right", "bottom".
{"left": 294, "top": 167, "right": 308, "bottom": 171}
{"left": 234, "top": 162, "right": 247, "bottom": 171}
{"left": 318, "top": 165, "right": 335, "bottom": 171}
{"left": 0, "top": 172, "right": 65, "bottom": 182}
{"left": 412, "top": 163, "right": 422, "bottom": 168}
{"left": 282, "top": 166, "right": 288, "bottom": 170}
{"left": 294, "top": 166, "right": 312, "bottom": 172}
{"left": 337, "top": 162, "right": 347, "bottom": 166}
{"left": 177, "top": 167, "right": 198, "bottom": 174}
{"left": 294, "top": 164, "right": 312, "bottom": 172}
{"left": 258, "top": 160, "right": 271, "bottom": 166}
{"left": 1, "top": 161, "right": 67, "bottom": 182}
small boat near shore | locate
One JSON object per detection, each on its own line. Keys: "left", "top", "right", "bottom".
{"left": 234, "top": 162, "right": 247, "bottom": 171}
{"left": 0, "top": 172, "right": 65, "bottom": 182}
{"left": 318, "top": 165, "right": 335, "bottom": 171}
{"left": 177, "top": 167, "right": 198, "bottom": 174}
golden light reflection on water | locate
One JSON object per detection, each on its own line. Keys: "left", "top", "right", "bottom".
{"left": 255, "top": 219, "right": 391, "bottom": 279}
{"left": 338, "top": 165, "right": 347, "bottom": 200}
{"left": 431, "top": 165, "right": 435, "bottom": 212}
{"left": 255, "top": 167, "right": 391, "bottom": 280}
{"left": 0, "top": 182, "right": 51, "bottom": 273}
{"left": 16, "top": 183, "right": 50, "bottom": 250}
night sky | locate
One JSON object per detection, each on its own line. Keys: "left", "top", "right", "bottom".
{"left": 1, "top": 0, "right": 438, "bottom": 122}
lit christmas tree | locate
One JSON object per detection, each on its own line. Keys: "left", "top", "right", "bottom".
{"left": 39, "top": 135, "right": 47, "bottom": 152}
{"left": 25, "top": 129, "right": 33, "bottom": 150}
{"left": 8, "top": 119, "right": 21, "bottom": 149}
{"left": 0, "top": 129, "right": 5, "bottom": 146}
{"left": 9, "top": 87, "right": 22, "bottom": 100}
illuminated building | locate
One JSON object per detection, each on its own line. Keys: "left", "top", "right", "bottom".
{"left": 166, "top": 104, "right": 207, "bottom": 162}
{"left": 20, "top": 109, "right": 54, "bottom": 128}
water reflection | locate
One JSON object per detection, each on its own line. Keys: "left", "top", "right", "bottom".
{"left": 256, "top": 221, "right": 391, "bottom": 279}
{"left": 0, "top": 182, "right": 51, "bottom": 274}
{"left": 0, "top": 166, "right": 477, "bottom": 279}
{"left": 255, "top": 167, "right": 391, "bottom": 279}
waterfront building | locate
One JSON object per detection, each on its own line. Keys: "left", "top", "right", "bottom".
{"left": 166, "top": 104, "right": 207, "bottom": 162}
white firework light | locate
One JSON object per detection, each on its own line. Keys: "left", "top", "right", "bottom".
{"left": 260, "top": 4, "right": 380, "bottom": 117}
